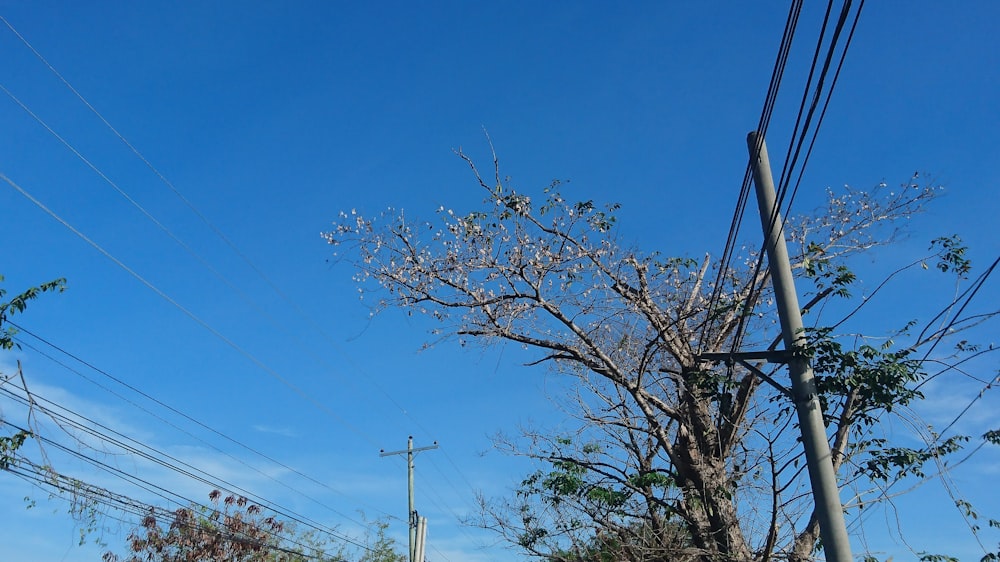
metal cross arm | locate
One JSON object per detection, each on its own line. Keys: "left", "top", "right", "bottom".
{"left": 696, "top": 351, "right": 793, "bottom": 398}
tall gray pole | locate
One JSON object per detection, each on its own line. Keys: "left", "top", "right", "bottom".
{"left": 747, "top": 131, "right": 853, "bottom": 562}
{"left": 381, "top": 436, "right": 438, "bottom": 562}
{"left": 407, "top": 437, "right": 415, "bottom": 562}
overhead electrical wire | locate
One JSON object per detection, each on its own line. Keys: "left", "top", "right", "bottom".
{"left": 915, "top": 255, "right": 1000, "bottom": 365}
{"left": 5, "top": 455, "right": 352, "bottom": 561}
{"left": 770, "top": 0, "right": 839, "bottom": 210}
{"left": 0, "top": 78, "right": 399, "bottom": 445}
{"left": 710, "top": 10, "right": 1000, "bottom": 528}
{"left": 0, "top": 387, "right": 357, "bottom": 545}
{"left": 2, "top": 445, "right": 350, "bottom": 561}
{"left": 414, "top": 459, "right": 481, "bottom": 545}
{"left": 0, "top": 12, "right": 423, "bottom": 433}
{"left": 1, "top": 14, "right": 483, "bottom": 509}
{"left": 774, "top": 0, "right": 865, "bottom": 219}
{"left": 0, "top": 109, "right": 480, "bottom": 561}
{"left": 6, "top": 359, "right": 476, "bottom": 558}
{"left": 879, "top": 255, "right": 1000, "bottom": 478}
{"left": 9, "top": 324, "right": 394, "bottom": 524}
{"left": 0, "top": 84, "right": 387, "bottom": 446}
{"left": 0, "top": 79, "right": 388, "bottom": 411}
{"left": 727, "top": 0, "right": 841, "bottom": 355}
{"left": 10, "top": 325, "right": 482, "bottom": 545}
{"left": 0, "top": 168, "right": 467, "bottom": 536}
{"left": 0, "top": 170, "right": 374, "bottom": 446}
{"left": 794, "top": 248, "right": 1000, "bottom": 555}
{"left": 723, "top": 0, "right": 865, "bottom": 357}
{"left": 10, "top": 330, "right": 480, "bottom": 561}
{"left": 0, "top": 81, "right": 232, "bottom": 292}
{"left": 0, "top": 14, "right": 287, "bottom": 309}
{"left": 0, "top": 387, "right": 375, "bottom": 554}
{"left": 0, "top": 117, "right": 479, "bottom": 560}
{"left": 699, "top": 0, "right": 804, "bottom": 354}
{"left": 727, "top": 0, "right": 834, "bottom": 355}
{"left": 914, "top": 255, "right": 1000, "bottom": 445}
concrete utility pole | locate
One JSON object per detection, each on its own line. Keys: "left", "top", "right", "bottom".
{"left": 746, "top": 131, "right": 853, "bottom": 562}
{"left": 380, "top": 436, "right": 438, "bottom": 562}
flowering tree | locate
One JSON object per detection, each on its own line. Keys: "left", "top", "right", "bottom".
{"left": 102, "top": 490, "right": 334, "bottom": 562}
{"left": 2, "top": 278, "right": 406, "bottom": 562}
{"left": 324, "top": 151, "right": 999, "bottom": 561}
{"left": 99, "top": 490, "right": 408, "bottom": 562}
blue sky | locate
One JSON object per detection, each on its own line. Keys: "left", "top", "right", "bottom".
{"left": 1, "top": 2, "right": 998, "bottom": 561}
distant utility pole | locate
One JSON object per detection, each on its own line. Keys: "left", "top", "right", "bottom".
{"left": 744, "top": 131, "right": 853, "bottom": 562}
{"left": 380, "top": 436, "right": 438, "bottom": 562}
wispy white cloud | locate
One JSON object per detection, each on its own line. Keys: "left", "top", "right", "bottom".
{"left": 910, "top": 375, "right": 998, "bottom": 437}
{"left": 252, "top": 424, "right": 298, "bottom": 438}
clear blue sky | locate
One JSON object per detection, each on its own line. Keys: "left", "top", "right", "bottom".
{"left": 1, "top": 2, "right": 998, "bottom": 561}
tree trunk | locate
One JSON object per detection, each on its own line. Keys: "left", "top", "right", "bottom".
{"left": 674, "top": 382, "right": 752, "bottom": 561}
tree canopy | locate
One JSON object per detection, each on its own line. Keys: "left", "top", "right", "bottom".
{"left": 325, "top": 152, "right": 1000, "bottom": 561}
{"left": 104, "top": 490, "right": 325, "bottom": 562}
{"left": 102, "top": 490, "right": 405, "bottom": 562}
{"left": 1, "top": 278, "right": 406, "bottom": 562}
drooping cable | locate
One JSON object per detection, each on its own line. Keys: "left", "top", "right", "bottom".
{"left": 726, "top": 0, "right": 839, "bottom": 357}
{"left": 727, "top": 0, "right": 864, "bottom": 357}
{"left": 0, "top": 170, "right": 376, "bottom": 446}
{"left": 0, "top": 387, "right": 369, "bottom": 550}
{"left": 4, "top": 451, "right": 354, "bottom": 560}
{"left": 698, "top": 0, "right": 804, "bottom": 354}
{"left": 9, "top": 325, "right": 393, "bottom": 524}
{"left": 0, "top": 13, "right": 443, "bottom": 456}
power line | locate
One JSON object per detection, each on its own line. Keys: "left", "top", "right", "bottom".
{"left": 9, "top": 324, "right": 394, "bottom": 524}
{"left": 0, "top": 82, "right": 382, "bottom": 443}
{"left": 2, "top": 18, "right": 485, "bottom": 505}
{"left": 5, "top": 455, "right": 349, "bottom": 561}
{"left": 13, "top": 319, "right": 483, "bottom": 534}
{"left": 725, "top": 0, "right": 864, "bottom": 356}
{"left": 0, "top": 387, "right": 374, "bottom": 553}
{"left": 0, "top": 76, "right": 409, "bottom": 447}
{"left": 0, "top": 14, "right": 273, "bottom": 295}
{"left": 804, "top": 254, "right": 999, "bottom": 553}
{"left": 700, "top": 0, "right": 804, "bottom": 353}
{"left": 0, "top": 170, "right": 375, "bottom": 447}
{"left": 0, "top": 12, "right": 436, "bottom": 447}
{"left": 4, "top": 12, "right": 511, "bottom": 545}
{"left": 773, "top": 0, "right": 864, "bottom": 218}
{"left": 418, "top": 458, "right": 480, "bottom": 544}
{"left": 916, "top": 255, "right": 1000, "bottom": 363}
{"left": 770, "top": 0, "right": 839, "bottom": 208}
{"left": 728, "top": 0, "right": 840, "bottom": 355}
{"left": 915, "top": 255, "right": 1000, "bottom": 446}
